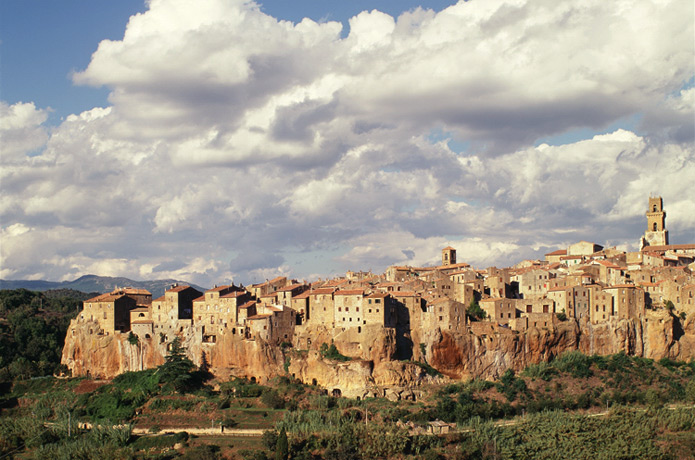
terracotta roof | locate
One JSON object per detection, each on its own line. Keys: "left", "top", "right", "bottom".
{"left": 442, "top": 246, "right": 456, "bottom": 250}
{"left": 247, "top": 313, "right": 273, "bottom": 320}
{"left": 604, "top": 284, "right": 640, "bottom": 289}
{"left": 239, "top": 301, "right": 256, "bottom": 309}
{"left": 309, "top": 288, "right": 335, "bottom": 296}
{"left": 206, "top": 285, "right": 232, "bottom": 293}
{"left": 85, "top": 293, "right": 124, "bottom": 303}
{"left": 545, "top": 249, "right": 567, "bottom": 256}
{"left": 167, "top": 285, "right": 191, "bottom": 293}
{"left": 192, "top": 295, "right": 205, "bottom": 302}
{"left": 277, "top": 283, "right": 305, "bottom": 292}
{"left": 366, "top": 292, "right": 389, "bottom": 298}
{"left": 266, "top": 306, "right": 283, "bottom": 312}
{"left": 152, "top": 295, "right": 166, "bottom": 302}
{"left": 269, "top": 276, "right": 286, "bottom": 283}
{"left": 323, "top": 278, "right": 349, "bottom": 287}
{"left": 391, "top": 291, "right": 418, "bottom": 297}
{"left": 641, "top": 244, "right": 695, "bottom": 252}
{"left": 335, "top": 289, "right": 365, "bottom": 296}
{"left": 121, "top": 288, "right": 151, "bottom": 295}
{"left": 221, "top": 291, "right": 247, "bottom": 299}
{"left": 292, "top": 291, "right": 311, "bottom": 300}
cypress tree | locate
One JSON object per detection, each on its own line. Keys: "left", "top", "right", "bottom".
{"left": 275, "top": 427, "right": 289, "bottom": 460}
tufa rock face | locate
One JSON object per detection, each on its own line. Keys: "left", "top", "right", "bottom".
{"left": 428, "top": 321, "right": 579, "bottom": 380}
{"left": 63, "top": 309, "right": 695, "bottom": 390}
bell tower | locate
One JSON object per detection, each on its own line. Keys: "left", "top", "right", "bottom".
{"left": 442, "top": 246, "right": 456, "bottom": 266}
{"left": 641, "top": 196, "right": 669, "bottom": 249}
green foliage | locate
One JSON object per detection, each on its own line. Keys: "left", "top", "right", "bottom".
{"left": 130, "top": 431, "right": 188, "bottom": 450}
{"left": 179, "top": 444, "right": 221, "bottom": 460}
{"left": 275, "top": 427, "right": 289, "bottom": 460}
{"left": 522, "top": 361, "right": 557, "bottom": 381}
{"left": 0, "top": 289, "right": 85, "bottom": 381}
{"left": 408, "top": 360, "right": 442, "bottom": 377}
{"left": 127, "top": 332, "right": 138, "bottom": 346}
{"left": 262, "top": 429, "right": 278, "bottom": 451}
{"left": 466, "top": 299, "right": 486, "bottom": 321}
{"left": 261, "top": 388, "right": 285, "bottom": 409}
{"left": 554, "top": 350, "right": 594, "bottom": 378}
{"left": 461, "top": 408, "right": 691, "bottom": 459}
{"left": 220, "top": 377, "right": 265, "bottom": 398}
{"left": 319, "top": 343, "right": 351, "bottom": 362}
{"left": 556, "top": 309, "right": 568, "bottom": 321}
{"left": 157, "top": 337, "right": 202, "bottom": 393}
{"left": 496, "top": 369, "right": 528, "bottom": 402}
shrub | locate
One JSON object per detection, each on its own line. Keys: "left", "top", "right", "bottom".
{"left": 319, "top": 343, "right": 351, "bottom": 362}
{"left": 554, "top": 351, "right": 594, "bottom": 378}
{"left": 261, "top": 389, "right": 285, "bottom": 409}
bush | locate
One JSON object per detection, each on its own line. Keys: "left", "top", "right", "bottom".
{"left": 261, "top": 389, "right": 285, "bottom": 409}
{"left": 554, "top": 351, "right": 594, "bottom": 378}
{"left": 319, "top": 343, "right": 351, "bottom": 362}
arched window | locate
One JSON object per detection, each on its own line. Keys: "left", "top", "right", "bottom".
{"left": 653, "top": 222, "right": 658, "bottom": 231}
{"left": 653, "top": 205, "right": 657, "bottom": 212}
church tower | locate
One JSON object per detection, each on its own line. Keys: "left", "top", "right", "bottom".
{"left": 641, "top": 196, "right": 669, "bottom": 249}
{"left": 442, "top": 246, "right": 456, "bottom": 266}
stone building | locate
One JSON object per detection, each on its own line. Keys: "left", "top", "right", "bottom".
{"left": 334, "top": 289, "right": 365, "bottom": 329}
{"left": 641, "top": 196, "right": 669, "bottom": 248}
{"left": 479, "top": 298, "right": 518, "bottom": 325}
{"left": 81, "top": 288, "right": 148, "bottom": 335}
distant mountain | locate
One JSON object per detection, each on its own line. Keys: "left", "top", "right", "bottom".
{"left": 0, "top": 275, "right": 208, "bottom": 298}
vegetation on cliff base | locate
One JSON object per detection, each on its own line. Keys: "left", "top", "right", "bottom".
{"left": 319, "top": 342, "right": 351, "bottom": 362}
{"left": 2, "top": 351, "right": 695, "bottom": 459}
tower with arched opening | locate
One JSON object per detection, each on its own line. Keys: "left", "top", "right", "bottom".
{"left": 641, "top": 196, "right": 669, "bottom": 249}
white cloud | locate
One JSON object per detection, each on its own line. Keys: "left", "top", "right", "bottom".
{"left": 1, "top": 0, "right": 693, "bottom": 286}
{"left": 0, "top": 102, "right": 49, "bottom": 162}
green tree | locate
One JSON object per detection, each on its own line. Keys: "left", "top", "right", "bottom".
{"left": 127, "top": 332, "right": 139, "bottom": 346}
{"left": 556, "top": 309, "right": 567, "bottom": 321}
{"left": 157, "top": 337, "right": 195, "bottom": 393}
{"left": 275, "top": 427, "right": 289, "bottom": 460}
{"left": 466, "top": 299, "right": 486, "bottom": 321}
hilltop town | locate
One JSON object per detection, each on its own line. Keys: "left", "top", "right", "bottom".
{"left": 62, "top": 197, "right": 695, "bottom": 396}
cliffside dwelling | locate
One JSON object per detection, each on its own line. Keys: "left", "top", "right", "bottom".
{"left": 68, "top": 196, "right": 695, "bottom": 373}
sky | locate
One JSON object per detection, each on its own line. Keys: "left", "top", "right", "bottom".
{"left": 1, "top": 0, "right": 694, "bottom": 288}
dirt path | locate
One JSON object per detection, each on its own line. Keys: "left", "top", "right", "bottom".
{"left": 132, "top": 427, "right": 265, "bottom": 437}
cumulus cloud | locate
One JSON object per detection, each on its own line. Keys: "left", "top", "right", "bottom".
{"left": 1, "top": 0, "right": 693, "bottom": 286}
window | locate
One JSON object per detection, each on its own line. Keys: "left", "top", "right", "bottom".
{"left": 375, "top": 299, "right": 381, "bottom": 304}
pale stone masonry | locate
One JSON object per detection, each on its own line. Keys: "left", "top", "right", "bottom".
{"left": 69, "top": 197, "right": 694, "bottom": 355}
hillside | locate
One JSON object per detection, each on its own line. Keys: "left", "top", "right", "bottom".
{"left": 1, "top": 352, "right": 694, "bottom": 459}
{"left": 0, "top": 275, "right": 207, "bottom": 298}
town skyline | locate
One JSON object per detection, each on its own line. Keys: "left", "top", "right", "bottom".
{"left": 1, "top": 0, "right": 693, "bottom": 287}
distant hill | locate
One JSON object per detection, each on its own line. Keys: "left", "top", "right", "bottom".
{"left": 0, "top": 275, "right": 208, "bottom": 298}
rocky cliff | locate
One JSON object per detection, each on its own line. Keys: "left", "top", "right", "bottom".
{"left": 62, "top": 309, "right": 695, "bottom": 395}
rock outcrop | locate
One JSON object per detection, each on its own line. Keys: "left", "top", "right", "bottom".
{"left": 62, "top": 309, "right": 695, "bottom": 394}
